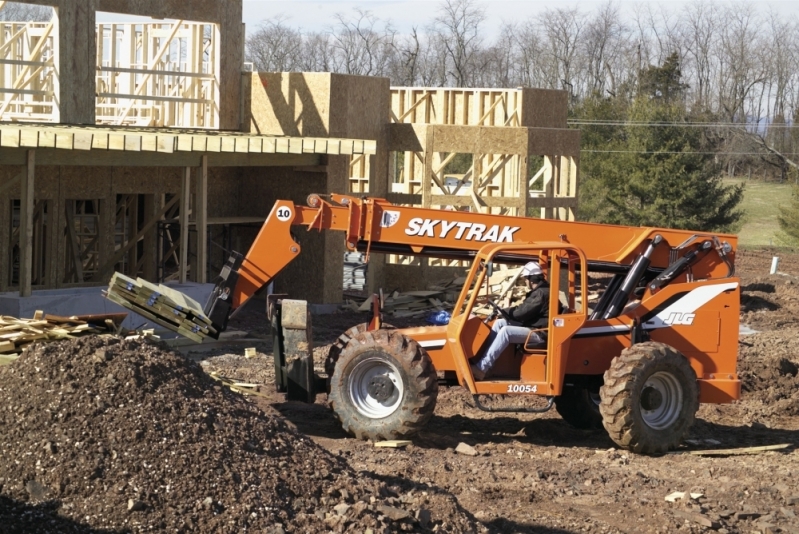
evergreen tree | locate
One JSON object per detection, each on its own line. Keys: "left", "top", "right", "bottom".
{"left": 575, "top": 54, "right": 744, "bottom": 232}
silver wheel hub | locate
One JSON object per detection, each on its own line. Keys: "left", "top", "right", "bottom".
{"left": 348, "top": 355, "right": 404, "bottom": 419}
{"left": 640, "top": 371, "right": 683, "bottom": 430}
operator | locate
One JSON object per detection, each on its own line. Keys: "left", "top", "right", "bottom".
{"left": 471, "top": 262, "right": 551, "bottom": 380}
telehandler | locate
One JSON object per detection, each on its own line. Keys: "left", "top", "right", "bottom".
{"left": 193, "top": 193, "right": 739, "bottom": 454}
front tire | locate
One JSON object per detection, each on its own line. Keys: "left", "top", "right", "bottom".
{"left": 599, "top": 342, "right": 699, "bottom": 454}
{"left": 328, "top": 329, "right": 438, "bottom": 441}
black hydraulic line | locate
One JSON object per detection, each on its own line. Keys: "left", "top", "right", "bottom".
{"left": 649, "top": 241, "right": 712, "bottom": 291}
{"left": 602, "top": 235, "right": 663, "bottom": 320}
{"left": 472, "top": 395, "right": 555, "bottom": 413}
{"left": 590, "top": 274, "right": 625, "bottom": 320}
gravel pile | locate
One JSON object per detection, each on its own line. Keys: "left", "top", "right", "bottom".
{"left": 0, "top": 336, "right": 478, "bottom": 533}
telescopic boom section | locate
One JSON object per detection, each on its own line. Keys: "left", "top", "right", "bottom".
{"left": 205, "top": 193, "right": 736, "bottom": 332}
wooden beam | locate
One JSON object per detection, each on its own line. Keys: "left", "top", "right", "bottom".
{"left": 195, "top": 155, "right": 208, "bottom": 283}
{"left": 19, "top": 150, "right": 34, "bottom": 297}
{"left": 179, "top": 167, "right": 191, "bottom": 283}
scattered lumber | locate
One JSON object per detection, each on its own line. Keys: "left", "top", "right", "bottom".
{"left": 0, "top": 312, "right": 125, "bottom": 363}
{"left": 104, "top": 272, "right": 216, "bottom": 343}
{"left": 670, "top": 443, "right": 792, "bottom": 456}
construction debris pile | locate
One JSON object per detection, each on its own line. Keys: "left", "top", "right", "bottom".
{"left": 0, "top": 335, "right": 478, "bottom": 533}
{"left": 104, "top": 272, "right": 216, "bottom": 342}
{"left": 0, "top": 311, "right": 123, "bottom": 365}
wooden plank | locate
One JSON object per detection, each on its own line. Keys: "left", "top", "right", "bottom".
{"left": 220, "top": 136, "right": 235, "bottom": 152}
{"left": 196, "top": 155, "right": 208, "bottom": 283}
{"left": 248, "top": 137, "right": 263, "bottom": 153}
{"left": 124, "top": 135, "right": 142, "bottom": 151}
{"left": 234, "top": 137, "right": 249, "bottom": 153}
{"left": 19, "top": 150, "right": 34, "bottom": 297}
{"left": 191, "top": 135, "right": 207, "bottom": 152}
{"left": 0, "top": 128, "right": 20, "bottom": 147}
{"left": 177, "top": 135, "right": 193, "bottom": 151}
{"left": 140, "top": 134, "right": 157, "bottom": 151}
{"left": 157, "top": 135, "right": 175, "bottom": 153}
{"left": 205, "top": 136, "right": 221, "bottom": 152}
{"left": 108, "top": 133, "right": 125, "bottom": 150}
{"left": 38, "top": 130, "right": 55, "bottom": 148}
{"left": 262, "top": 137, "right": 276, "bottom": 153}
{"left": 73, "top": 132, "right": 93, "bottom": 151}
{"left": 55, "top": 133, "right": 74, "bottom": 150}
{"left": 92, "top": 132, "right": 110, "bottom": 150}
{"left": 19, "top": 129, "right": 38, "bottom": 147}
{"left": 275, "top": 137, "right": 289, "bottom": 153}
{"left": 288, "top": 138, "right": 303, "bottom": 154}
{"left": 179, "top": 167, "right": 191, "bottom": 283}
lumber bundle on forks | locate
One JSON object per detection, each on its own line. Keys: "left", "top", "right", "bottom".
{"left": 103, "top": 273, "right": 216, "bottom": 343}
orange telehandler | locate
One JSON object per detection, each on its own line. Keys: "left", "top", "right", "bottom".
{"left": 198, "top": 193, "right": 739, "bottom": 454}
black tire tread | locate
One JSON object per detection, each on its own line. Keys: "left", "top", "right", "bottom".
{"left": 328, "top": 329, "right": 438, "bottom": 441}
{"left": 599, "top": 342, "right": 699, "bottom": 454}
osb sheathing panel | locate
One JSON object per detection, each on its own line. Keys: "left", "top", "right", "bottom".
{"left": 429, "top": 126, "right": 480, "bottom": 153}
{"left": 388, "top": 124, "right": 427, "bottom": 152}
{"left": 521, "top": 89, "right": 568, "bottom": 129}
{"left": 207, "top": 168, "right": 242, "bottom": 218}
{"left": 429, "top": 125, "right": 528, "bottom": 155}
{"left": 252, "top": 73, "right": 332, "bottom": 137}
{"left": 329, "top": 73, "right": 390, "bottom": 140}
{"left": 528, "top": 129, "right": 581, "bottom": 157}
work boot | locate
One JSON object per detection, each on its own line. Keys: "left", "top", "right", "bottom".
{"left": 470, "top": 364, "right": 486, "bottom": 381}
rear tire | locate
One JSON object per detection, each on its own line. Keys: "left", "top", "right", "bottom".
{"left": 328, "top": 329, "right": 437, "bottom": 441}
{"left": 555, "top": 378, "right": 603, "bottom": 430}
{"left": 600, "top": 342, "right": 699, "bottom": 454}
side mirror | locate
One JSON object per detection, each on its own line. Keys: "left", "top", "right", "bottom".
{"left": 486, "top": 262, "right": 494, "bottom": 277}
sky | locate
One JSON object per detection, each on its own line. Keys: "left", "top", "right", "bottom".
{"left": 96, "top": 0, "right": 799, "bottom": 37}
{"left": 239, "top": 0, "right": 799, "bottom": 36}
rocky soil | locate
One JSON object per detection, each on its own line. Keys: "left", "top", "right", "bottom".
{"left": 1, "top": 248, "right": 798, "bottom": 533}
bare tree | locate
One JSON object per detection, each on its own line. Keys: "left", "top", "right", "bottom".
{"left": 329, "top": 9, "right": 396, "bottom": 76}
{"left": 430, "top": 0, "right": 486, "bottom": 87}
{"left": 0, "top": 2, "right": 52, "bottom": 22}
{"left": 245, "top": 16, "right": 304, "bottom": 72}
{"left": 535, "top": 7, "right": 586, "bottom": 96}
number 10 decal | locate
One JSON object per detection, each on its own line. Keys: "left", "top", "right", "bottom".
{"left": 276, "top": 206, "right": 293, "bottom": 222}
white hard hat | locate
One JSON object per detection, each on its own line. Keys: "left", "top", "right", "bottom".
{"left": 521, "top": 262, "right": 542, "bottom": 277}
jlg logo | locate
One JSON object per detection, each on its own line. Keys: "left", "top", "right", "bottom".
{"left": 663, "top": 312, "right": 696, "bottom": 325}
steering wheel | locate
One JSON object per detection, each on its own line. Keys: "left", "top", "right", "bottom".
{"left": 484, "top": 297, "right": 513, "bottom": 322}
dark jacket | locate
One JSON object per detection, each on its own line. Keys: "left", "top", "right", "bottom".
{"left": 505, "top": 281, "right": 551, "bottom": 329}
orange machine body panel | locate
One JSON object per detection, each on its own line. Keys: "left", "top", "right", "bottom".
{"left": 223, "top": 194, "right": 740, "bottom": 405}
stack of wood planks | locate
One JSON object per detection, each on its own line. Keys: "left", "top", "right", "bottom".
{"left": 0, "top": 311, "right": 126, "bottom": 365}
{"left": 104, "top": 272, "right": 216, "bottom": 343}
{"left": 343, "top": 266, "right": 530, "bottom": 319}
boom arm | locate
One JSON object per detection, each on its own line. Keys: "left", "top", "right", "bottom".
{"left": 204, "top": 193, "right": 736, "bottom": 334}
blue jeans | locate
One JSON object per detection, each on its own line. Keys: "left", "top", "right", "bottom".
{"left": 474, "top": 318, "right": 543, "bottom": 373}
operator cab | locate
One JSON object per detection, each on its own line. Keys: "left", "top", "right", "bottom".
{"left": 446, "top": 243, "right": 589, "bottom": 397}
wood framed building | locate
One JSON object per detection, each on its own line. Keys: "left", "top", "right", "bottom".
{"left": 1, "top": 1, "right": 580, "bottom": 308}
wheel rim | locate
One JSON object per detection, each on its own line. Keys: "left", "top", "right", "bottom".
{"left": 348, "top": 354, "right": 404, "bottom": 419}
{"left": 639, "top": 371, "right": 683, "bottom": 430}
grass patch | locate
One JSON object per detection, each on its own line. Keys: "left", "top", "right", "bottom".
{"left": 724, "top": 178, "right": 794, "bottom": 247}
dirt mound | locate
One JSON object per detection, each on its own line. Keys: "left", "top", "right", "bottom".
{"left": 0, "top": 336, "right": 478, "bottom": 533}
{"left": 739, "top": 274, "right": 799, "bottom": 330}
{"left": 738, "top": 329, "right": 799, "bottom": 418}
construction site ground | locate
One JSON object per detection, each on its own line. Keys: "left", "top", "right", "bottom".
{"left": 1, "top": 247, "right": 799, "bottom": 533}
